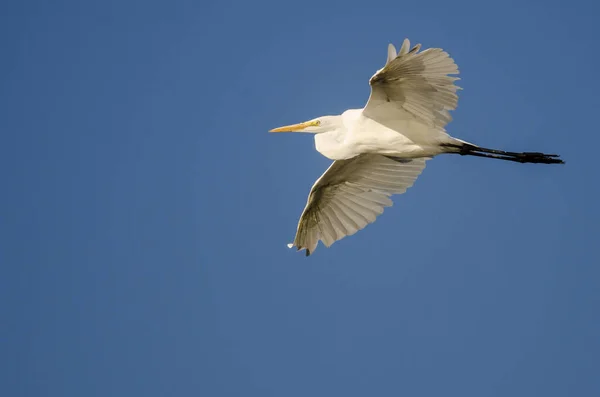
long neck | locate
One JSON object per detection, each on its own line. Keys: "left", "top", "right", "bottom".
{"left": 314, "top": 126, "right": 347, "bottom": 160}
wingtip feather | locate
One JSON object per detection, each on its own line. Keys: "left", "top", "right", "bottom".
{"left": 386, "top": 44, "right": 397, "bottom": 64}
{"left": 398, "top": 38, "right": 410, "bottom": 56}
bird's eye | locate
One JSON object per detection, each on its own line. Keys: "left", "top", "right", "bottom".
{"left": 314, "top": 120, "right": 321, "bottom": 126}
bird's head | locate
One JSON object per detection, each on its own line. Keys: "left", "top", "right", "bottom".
{"left": 269, "top": 115, "right": 341, "bottom": 134}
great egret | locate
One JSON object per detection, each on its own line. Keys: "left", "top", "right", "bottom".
{"left": 270, "top": 38, "right": 564, "bottom": 256}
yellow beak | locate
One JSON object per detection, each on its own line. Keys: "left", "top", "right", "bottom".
{"left": 269, "top": 121, "right": 315, "bottom": 133}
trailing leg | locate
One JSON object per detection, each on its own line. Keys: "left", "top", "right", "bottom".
{"left": 442, "top": 143, "right": 564, "bottom": 164}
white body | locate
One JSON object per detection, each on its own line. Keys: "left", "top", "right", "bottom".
{"left": 315, "top": 108, "right": 457, "bottom": 160}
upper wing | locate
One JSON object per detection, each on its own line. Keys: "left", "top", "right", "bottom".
{"left": 363, "top": 38, "right": 461, "bottom": 129}
{"left": 288, "top": 154, "right": 428, "bottom": 256}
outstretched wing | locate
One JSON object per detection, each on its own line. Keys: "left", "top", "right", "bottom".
{"left": 363, "top": 38, "right": 461, "bottom": 129}
{"left": 288, "top": 154, "right": 428, "bottom": 256}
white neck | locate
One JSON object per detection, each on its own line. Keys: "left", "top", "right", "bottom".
{"left": 314, "top": 127, "right": 349, "bottom": 160}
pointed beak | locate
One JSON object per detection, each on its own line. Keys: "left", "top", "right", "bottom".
{"left": 269, "top": 121, "right": 312, "bottom": 133}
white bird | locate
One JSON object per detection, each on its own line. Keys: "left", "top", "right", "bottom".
{"left": 270, "top": 38, "right": 564, "bottom": 256}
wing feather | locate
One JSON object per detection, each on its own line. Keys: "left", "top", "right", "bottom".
{"left": 288, "top": 154, "right": 428, "bottom": 256}
{"left": 363, "top": 38, "right": 461, "bottom": 129}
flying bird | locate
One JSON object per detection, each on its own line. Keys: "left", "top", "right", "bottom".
{"left": 270, "top": 38, "right": 564, "bottom": 256}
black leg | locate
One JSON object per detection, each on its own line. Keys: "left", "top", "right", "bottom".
{"left": 466, "top": 145, "right": 561, "bottom": 159}
{"left": 442, "top": 143, "right": 565, "bottom": 164}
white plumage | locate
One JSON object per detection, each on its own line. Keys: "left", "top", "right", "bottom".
{"left": 365, "top": 40, "right": 459, "bottom": 130}
{"left": 290, "top": 155, "right": 427, "bottom": 254}
{"left": 270, "top": 38, "right": 563, "bottom": 256}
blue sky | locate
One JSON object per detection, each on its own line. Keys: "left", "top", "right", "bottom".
{"left": 2, "top": 0, "right": 599, "bottom": 396}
